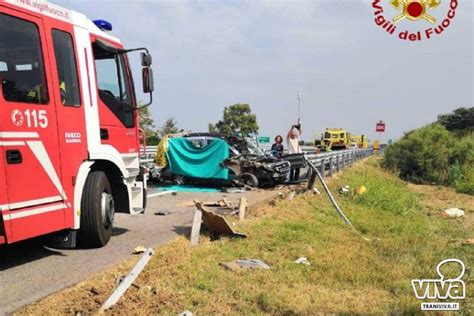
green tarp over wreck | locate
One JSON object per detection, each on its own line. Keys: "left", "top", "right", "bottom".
{"left": 165, "top": 138, "right": 230, "bottom": 180}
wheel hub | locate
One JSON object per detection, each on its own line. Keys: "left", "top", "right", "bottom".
{"left": 101, "top": 192, "right": 115, "bottom": 227}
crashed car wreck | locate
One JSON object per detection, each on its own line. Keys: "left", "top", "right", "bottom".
{"left": 150, "top": 133, "right": 291, "bottom": 188}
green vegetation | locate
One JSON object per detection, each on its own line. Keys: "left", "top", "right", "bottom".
{"left": 209, "top": 103, "right": 259, "bottom": 136}
{"left": 139, "top": 106, "right": 180, "bottom": 145}
{"left": 21, "top": 159, "right": 473, "bottom": 315}
{"left": 437, "top": 107, "right": 474, "bottom": 136}
{"left": 383, "top": 107, "right": 474, "bottom": 195}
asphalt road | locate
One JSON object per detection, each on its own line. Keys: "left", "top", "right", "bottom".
{"left": 0, "top": 188, "right": 276, "bottom": 315}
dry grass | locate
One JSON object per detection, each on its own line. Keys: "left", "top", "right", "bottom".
{"left": 18, "top": 159, "right": 473, "bottom": 315}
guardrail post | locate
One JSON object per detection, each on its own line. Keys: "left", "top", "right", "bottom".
{"left": 336, "top": 155, "right": 340, "bottom": 172}
{"left": 329, "top": 157, "right": 334, "bottom": 177}
{"left": 320, "top": 159, "right": 325, "bottom": 178}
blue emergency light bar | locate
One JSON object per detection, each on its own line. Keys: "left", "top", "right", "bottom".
{"left": 93, "top": 19, "right": 113, "bottom": 31}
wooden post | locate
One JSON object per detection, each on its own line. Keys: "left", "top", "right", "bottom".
{"left": 239, "top": 197, "right": 247, "bottom": 221}
{"left": 190, "top": 209, "right": 203, "bottom": 246}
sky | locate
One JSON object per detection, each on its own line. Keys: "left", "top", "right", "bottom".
{"left": 57, "top": 0, "right": 472, "bottom": 142}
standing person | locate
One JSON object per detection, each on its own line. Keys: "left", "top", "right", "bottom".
{"left": 271, "top": 135, "right": 284, "bottom": 158}
{"left": 287, "top": 122, "right": 302, "bottom": 181}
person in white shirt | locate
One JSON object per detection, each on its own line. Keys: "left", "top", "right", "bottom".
{"left": 287, "top": 122, "right": 302, "bottom": 181}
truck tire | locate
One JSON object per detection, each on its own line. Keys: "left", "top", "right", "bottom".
{"left": 241, "top": 173, "right": 259, "bottom": 187}
{"left": 79, "top": 171, "right": 114, "bottom": 248}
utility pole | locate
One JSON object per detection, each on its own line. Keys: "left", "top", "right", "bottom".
{"left": 297, "top": 92, "right": 302, "bottom": 123}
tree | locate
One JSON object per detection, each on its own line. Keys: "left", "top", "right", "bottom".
{"left": 437, "top": 107, "right": 474, "bottom": 135}
{"left": 138, "top": 106, "right": 159, "bottom": 145}
{"left": 209, "top": 103, "right": 259, "bottom": 135}
{"left": 158, "top": 117, "right": 180, "bottom": 138}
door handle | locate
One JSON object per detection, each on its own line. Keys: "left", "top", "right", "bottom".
{"left": 6, "top": 149, "right": 22, "bottom": 164}
{"left": 100, "top": 128, "right": 109, "bottom": 140}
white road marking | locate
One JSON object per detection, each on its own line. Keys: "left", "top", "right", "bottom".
{"left": 147, "top": 191, "right": 177, "bottom": 198}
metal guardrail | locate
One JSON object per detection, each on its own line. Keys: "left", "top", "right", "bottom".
{"left": 304, "top": 148, "right": 373, "bottom": 178}
{"left": 140, "top": 145, "right": 372, "bottom": 173}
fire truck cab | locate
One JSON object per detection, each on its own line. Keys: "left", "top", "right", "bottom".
{"left": 0, "top": 0, "right": 154, "bottom": 247}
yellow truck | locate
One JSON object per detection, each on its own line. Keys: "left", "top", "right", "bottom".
{"left": 351, "top": 135, "right": 369, "bottom": 148}
{"left": 321, "top": 128, "right": 352, "bottom": 151}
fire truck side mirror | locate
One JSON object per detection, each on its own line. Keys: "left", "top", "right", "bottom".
{"left": 142, "top": 67, "right": 154, "bottom": 93}
{"left": 140, "top": 52, "right": 152, "bottom": 67}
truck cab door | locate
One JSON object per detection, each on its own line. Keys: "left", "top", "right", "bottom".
{"left": 0, "top": 10, "right": 65, "bottom": 242}
{"left": 92, "top": 38, "right": 139, "bottom": 154}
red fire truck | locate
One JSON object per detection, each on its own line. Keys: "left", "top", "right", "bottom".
{"left": 0, "top": 0, "right": 154, "bottom": 247}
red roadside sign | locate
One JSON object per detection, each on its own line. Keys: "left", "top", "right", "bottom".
{"left": 376, "top": 121, "right": 385, "bottom": 132}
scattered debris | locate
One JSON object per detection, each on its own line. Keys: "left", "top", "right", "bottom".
{"left": 195, "top": 201, "right": 247, "bottom": 239}
{"left": 189, "top": 201, "right": 247, "bottom": 245}
{"left": 154, "top": 210, "right": 171, "bottom": 216}
{"left": 221, "top": 187, "right": 245, "bottom": 194}
{"left": 172, "top": 192, "right": 178, "bottom": 196}
{"left": 99, "top": 248, "right": 155, "bottom": 312}
{"left": 339, "top": 185, "right": 350, "bottom": 195}
{"left": 220, "top": 259, "right": 270, "bottom": 272}
{"left": 294, "top": 257, "right": 311, "bottom": 266}
{"left": 132, "top": 246, "right": 147, "bottom": 254}
{"left": 239, "top": 197, "right": 247, "bottom": 221}
{"left": 355, "top": 185, "right": 367, "bottom": 195}
{"left": 178, "top": 311, "right": 193, "bottom": 316}
{"left": 462, "top": 239, "right": 474, "bottom": 245}
{"left": 312, "top": 187, "right": 321, "bottom": 195}
{"left": 180, "top": 199, "right": 239, "bottom": 210}
{"left": 443, "top": 208, "right": 465, "bottom": 218}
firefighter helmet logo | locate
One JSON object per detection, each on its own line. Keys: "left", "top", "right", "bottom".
{"left": 372, "top": 0, "right": 458, "bottom": 41}
{"left": 11, "top": 109, "right": 24, "bottom": 127}
{"left": 391, "top": 0, "right": 441, "bottom": 24}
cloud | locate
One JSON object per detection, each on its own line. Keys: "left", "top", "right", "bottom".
{"left": 56, "top": 0, "right": 472, "bottom": 142}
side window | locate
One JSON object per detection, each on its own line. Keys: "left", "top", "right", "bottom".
{"left": 93, "top": 42, "right": 134, "bottom": 128}
{"left": 0, "top": 13, "right": 49, "bottom": 104}
{"left": 52, "top": 29, "right": 81, "bottom": 107}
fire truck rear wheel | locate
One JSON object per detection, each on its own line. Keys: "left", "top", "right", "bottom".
{"left": 79, "top": 171, "right": 114, "bottom": 247}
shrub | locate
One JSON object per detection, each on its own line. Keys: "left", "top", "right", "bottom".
{"left": 381, "top": 124, "right": 451, "bottom": 184}
{"left": 382, "top": 125, "right": 474, "bottom": 195}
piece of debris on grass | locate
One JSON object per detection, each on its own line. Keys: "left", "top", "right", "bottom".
{"left": 462, "top": 239, "right": 474, "bottom": 245}
{"left": 133, "top": 246, "right": 147, "bottom": 254}
{"left": 191, "top": 201, "right": 247, "bottom": 244}
{"left": 220, "top": 259, "right": 271, "bottom": 272}
{"left": 442, "top": 208, "right": 465, "bottom": 218}
{"left": 294, "top": 257, "right": 311, "bottom": 265}
{"left": 177, "top": 310, "right": 193, "bottom": 316}
{"left": 355, "top": 185, "right": 367, "bottom": 195}
{"left": 100, "top": 249, "right": 155, "bottom": 312}
{"left": 312, "top": 187, "right": 321, "bottom": 195}
{"left": 339, "top": 185, "right": 350, "bottom": 195}
{"left": 154, "top": 210, "right": 171, "bottom": 216}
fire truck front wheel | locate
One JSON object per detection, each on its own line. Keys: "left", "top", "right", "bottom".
{"left": 79, "top": 171, "right": 114, "bottom": 247}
